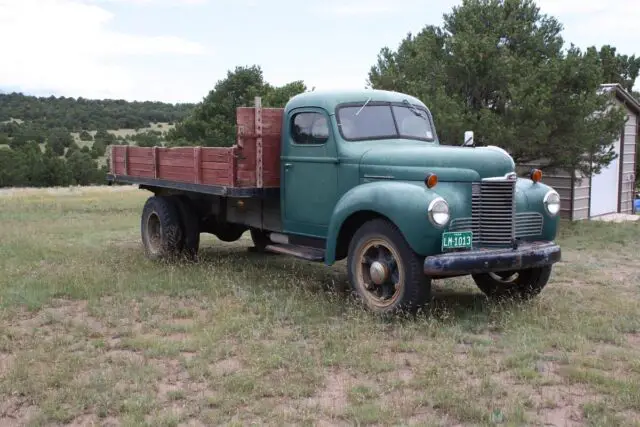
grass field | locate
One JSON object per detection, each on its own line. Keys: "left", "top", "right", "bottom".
{"left": 1, "top": 187, "right": 640, "bottom": 426}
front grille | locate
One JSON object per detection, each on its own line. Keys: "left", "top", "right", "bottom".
{"left": 447, "top": 179, "right": 517, "bottom": 248}
{"left": 514, "top": 212, "right": 544, "bottom": 238}
{"left": 472, "top": 180, "right": 516, "bottom": 247}
{"left": 450, "top": 212, "right": 543, "bottom": 240}
{"left": 448, "top": 176, "right": 546, "bottom": 248}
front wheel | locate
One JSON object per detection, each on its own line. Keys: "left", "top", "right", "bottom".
{"left": 471, "top": 266, "right": 552, "bottom": 301}
{"left": 347, "top": 219, "right": 431, "bottom": 315}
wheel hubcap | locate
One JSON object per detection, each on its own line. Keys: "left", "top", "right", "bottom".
{"left": 369, "top": 261, "right": 389, "bottom": 286}
{"left": 355, "top": 239, "right": 403, "bottom": 308}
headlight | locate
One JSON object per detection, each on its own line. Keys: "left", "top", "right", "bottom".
{"left": 428, "top": 197, "right": 450, "bottom": 226}
{"left": 543, "top": 190, "right": 560, "bottom": 216}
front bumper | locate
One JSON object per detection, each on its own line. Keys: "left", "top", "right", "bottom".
{"left": 423, "top": 241, "right": 561, "bottom": 276}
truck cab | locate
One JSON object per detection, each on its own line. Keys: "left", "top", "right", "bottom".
{"left": 107, "top": 89, "right": 562, "bottom": 315}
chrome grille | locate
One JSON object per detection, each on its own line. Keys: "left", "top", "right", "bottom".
{"left": 515, "top": 212, "right": 543, "bottom": 238}
{"left": 473, "top": 180, "right": 516, "bottom": 247}
{"left": 450, "top": 212, "right": 543, "bottom": 239}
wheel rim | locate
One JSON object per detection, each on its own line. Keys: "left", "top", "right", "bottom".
{"left": 146, "top": 212, "right": 162, "bottom": 254}
{"left": 354, "top": 238, "right": 403, "bottom": 308}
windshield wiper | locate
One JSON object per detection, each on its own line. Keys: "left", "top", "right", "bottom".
{"left": 403, "top": 99, "right": 426, "bottom": 118}
{"left": 355, "top": 97, "right": 372, "bottom": 116}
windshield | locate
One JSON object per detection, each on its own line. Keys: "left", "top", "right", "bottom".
{"left": 336, "top": 102, "right": 435, "bottom": 142}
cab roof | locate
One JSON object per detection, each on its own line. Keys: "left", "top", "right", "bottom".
{"left": 284, "top": 89, "right": 427, "bottom": 115}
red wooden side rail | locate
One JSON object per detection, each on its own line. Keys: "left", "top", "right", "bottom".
{"left": 109, "top": 97, "right": 284, "bottom": 189}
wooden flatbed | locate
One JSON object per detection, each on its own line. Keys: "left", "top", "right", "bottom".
{"left": 107, "top": 99, "right": 284, "bottom": 198}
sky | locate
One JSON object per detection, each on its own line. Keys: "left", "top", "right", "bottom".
{"left": 0, "top": 0, "right": 638, "bottom": 104}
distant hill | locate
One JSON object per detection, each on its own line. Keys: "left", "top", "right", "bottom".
{"left": 0, "top": 92, "right": 196, "bottom": 132}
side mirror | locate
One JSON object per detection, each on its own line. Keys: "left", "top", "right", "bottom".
{"left": 463, "top": 130, "right": 474, "bottom": 147}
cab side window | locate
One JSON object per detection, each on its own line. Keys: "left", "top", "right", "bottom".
{"left": 291, "top": 112, "right": 330, "bottom": 145}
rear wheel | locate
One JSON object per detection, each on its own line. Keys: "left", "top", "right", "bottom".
{"left": 169, "top": 195, "right": 201, "bottom": 262}
{"left": 141, "top": 196, "right": 184, "bottom": 261}
{"left": 347, "top": 219, "right": 430, "bottom": 315}
{"left": 472, "top": 266, "right": 552, "bottom": 300}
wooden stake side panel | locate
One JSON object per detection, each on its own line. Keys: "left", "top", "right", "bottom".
{"left": 111, "top": 145, "right": 234, "bottom": 186}
{"left": 236, "top": 106, "right": 283, "bottom": 188}
{"left": 109, "top": 104, "right": 284, "bottom": 189}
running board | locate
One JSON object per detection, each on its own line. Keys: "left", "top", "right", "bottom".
{"left": 264, "top": 244, "right": 325, "bottom": 262}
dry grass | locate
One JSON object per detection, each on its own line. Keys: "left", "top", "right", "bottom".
{"left": 1, "top": 188, "right": 640, "bottom": 426}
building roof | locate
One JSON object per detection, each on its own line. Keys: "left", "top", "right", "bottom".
{"left": 600, "top": 83, "right": 640, "bottom": 116}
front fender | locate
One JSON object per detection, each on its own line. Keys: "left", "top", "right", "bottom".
{"left": 516, "top": 178, "right": 560, "bottom": 240}
{"left": 324, "top": 181, "right": 444, "bottom": 265}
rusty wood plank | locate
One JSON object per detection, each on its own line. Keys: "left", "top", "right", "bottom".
{"left": 255, "top": 96, "right": 263, "bottom": 188}
{"left": 124, "top": 145, "right": 129, "bottom": 175}
{"left": 201, "top": 161, "right": 229, "bottom": 171}
{"left": 229, "top": 146, "right": 237, "bottom": 187}
{"left": 201, "top": 148, "right": 231, "bottom": 163}
{"left": 153, "top": 146, "right": 158, "bottom": 179}
{"left": 155, "top": 157, "right": 196, "bottom": 167}
{"left": 194, "top": 146, "right": 202, "bottom": 184}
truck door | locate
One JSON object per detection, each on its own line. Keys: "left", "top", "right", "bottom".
{"left": 281, "top": 107, "right": 338, "bottom": 238}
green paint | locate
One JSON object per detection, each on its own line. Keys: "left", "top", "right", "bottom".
{"left": 278, "top": 89, "right": 560, "bottom": 265}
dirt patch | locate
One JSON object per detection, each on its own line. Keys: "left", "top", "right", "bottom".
{"left": 0, "top": 397, "right": 38, "bottom": 426}
{"left": 67, "top": 414, "right": 102, "bottom": 426}
{"left": 210, "top": 357, "right": 243, "bottom": 376}
{"left": 304, "top": 370, "right": 358, "bottom": 413}
{"left": 0, "top": 353, "right": 14, "bottom": 376}
{"left": 16, "top": 300, "right": 106, "bottom": 336}
{"left": 383, "top": 350, "right": 421, "bottom": 383}
{"left": 627, "top": 333, "right": 640, "bottom": 347}
{"left": 104, "top": 349, "right": 146, "bottom": 364}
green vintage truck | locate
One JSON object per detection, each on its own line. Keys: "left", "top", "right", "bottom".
{"left": 107, "top": 89, "right": 562, "bottom": 314}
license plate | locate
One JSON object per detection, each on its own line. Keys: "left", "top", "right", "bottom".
{"left": 441, "top": 231, "right": 473, "bottom": 250}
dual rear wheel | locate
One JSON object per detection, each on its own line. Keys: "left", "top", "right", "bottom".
{"left": 141, "top": 195, "right": 200, "bottom": 262}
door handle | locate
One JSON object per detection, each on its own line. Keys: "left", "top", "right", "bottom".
{"left": 284, "top": 163, "right": 293, "bottom": 170}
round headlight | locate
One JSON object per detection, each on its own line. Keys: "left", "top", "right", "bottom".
{"left": 428, "top": 197, "right": 450, "bottom": 226}
{"left": 543, "top": 190, "right": 561, "bottom": 216}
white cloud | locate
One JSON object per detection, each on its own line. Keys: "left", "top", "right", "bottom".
{"left": 315, "top": 0, "right": 396, "bottom": 16}
{"left": 0, "top": 0, "right": 207, "bottom": 100}
{"left": 535, "top": 0, "right": 640, "bottom": 90}
{"left": 83, "top": 0, "right": 207, "bottom": 4}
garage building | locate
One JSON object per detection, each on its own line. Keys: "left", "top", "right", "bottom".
{"left": 527, "top": 83, "right": 640, "bottom": 220}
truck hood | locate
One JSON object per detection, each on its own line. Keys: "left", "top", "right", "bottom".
{"left": 359, "top": 143, "right": 516, "bottom": 182}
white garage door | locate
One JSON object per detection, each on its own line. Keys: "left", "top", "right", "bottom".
{"left": 590, "top": 138, "right": 621, "bottom": 217}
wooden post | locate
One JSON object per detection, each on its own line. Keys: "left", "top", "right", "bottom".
{"left": 255, "top": 96, "right": 263, "bottom": 188}
{"left": 229, "top": 147, "right": 237, "bottom": 187}
{"left": 124, "top": 145, "right": 129, "bottom": 176}
{"left": 194, "top": 146, "right": 202, "bottom": 184}
{"left": 152, "top": 146, "right": 159, "bottom": 179}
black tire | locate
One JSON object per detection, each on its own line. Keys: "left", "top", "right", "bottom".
{"left": 140, "top": 196, "right": 184, "bottom": 261}
{"left": 472, "top": 266, "right": 552, "bottom": 301}
{"left": 347, "top": 218, "right": 430, "bottom": 314}
{"left": 249, "top": 228, "right": 271, "bottom": 252}
{"left": 169, "top": 195, "right": 200, "bottom": 262}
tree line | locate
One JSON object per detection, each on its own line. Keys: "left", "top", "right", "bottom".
{"left": 0, "top": 93, "right": 195, "bottom": 131}
{"left": 1, "top": 0, "right": 639, "bottom": 188}
{"left": 0, "top": 121, "right": 170, "bottom": 187}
